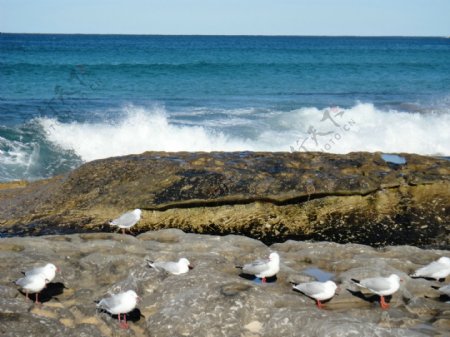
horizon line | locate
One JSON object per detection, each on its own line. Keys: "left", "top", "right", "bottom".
{"left": 1, "top": 32, "right": 448, "bottom": 38}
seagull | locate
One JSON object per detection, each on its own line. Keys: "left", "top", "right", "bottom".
{"left": 410, "top": 257, "right": 450, "bottom": 281}
{"left": 96, "top": 290, "right": 140, "bottom": 329}
{"left": 14, "top": 274, "right": 49, "bottom": 304}
{"left": 432, "top": 284, "right": 450, "bottom": 296}
{"left": 237, "top": 252, "right": 280, "bottom": 283}
{"left": 148, "top": 258, "right": 193, "bottom": 275}
{"left": 23, "top": 263, "right": 60, "bottom": 283}
{"left": 109, "top": 209, "right": 142, "bottom": 234}
{"left": 352, "top": 274, "right": 402, "bottom": 309}
{"left": 292, "top": 280, "right": 337, "bottom": 309}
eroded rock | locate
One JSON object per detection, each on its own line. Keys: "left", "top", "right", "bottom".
{"left": 0, "top": 152, "right": 448, "bottom": 247}
{"left": 0, "top": 230, "right": 449, "bottom": 336}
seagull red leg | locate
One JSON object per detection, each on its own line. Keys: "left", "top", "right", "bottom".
{"left": 316, "top": 300, "right": 323, "bottom": 309}
{"left": 262, "top": 277, "right": 266, "bottom": 283}
{"left": 120, "top": 313, "right": 129, "bottom": 329}
{"left": 380, "top": 296, "right": 389, "bottom": 309}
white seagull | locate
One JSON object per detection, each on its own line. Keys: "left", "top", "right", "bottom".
{"left": 292, "top": 280, "right": 338, "bottom": 309}
{"left": 410, "top": 257, "right": 450, "bottom": 281}
{"left": 238, "top": 252, "right": 280, "bottom": 283}
{"left": 24, "top": 263, "right": 60, "bottom": 283}
{"left": 433, "top": 284, "right": 450, "bottom": 296}
{"left": 14, "top": 274, "right": 49, "bottom": 304}
{"left": 352, "top": 274, "right": 402, "bottom": 309}
{"left": 109, "top": 209, "right": 142, "bottom": 235}
{"left": 96, "top": 290, "right": 140, "bottom": 329}
{"left": 148, "top": 258, "right": 193, "bottom": 275}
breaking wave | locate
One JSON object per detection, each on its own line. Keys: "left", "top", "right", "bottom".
{"left": 1, "top": 102, "right": 449, "bottom": 181}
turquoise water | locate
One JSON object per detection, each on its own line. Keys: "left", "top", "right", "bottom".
{"left": 1, "top": 34, "right": 449, "bottom": 181}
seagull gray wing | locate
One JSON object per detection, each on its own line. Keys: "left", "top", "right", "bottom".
{"left": 294, "top": 282, "right": 325, "bottom": 296}
{"left": 242, "top": 258, "right": 270, "bottom": 275}
{"left": 24, "top": 266, "right": 45, "bottom": 277}
{"left": 360, "top": 278, "right": 391, "bottom": 292}
{"left": 438, "top": 285, "right": 450, "bottom": 295}
{"left": 413, "top": 261, "right": 447, "bottom": 277}
{"left": 111, "top": 211, "right": 138, "bottom": 228}
{"left": 15, "top": 277, "right": 29, "bottom": 288}
{"left": 98, "top": 294, "right": 124, "bottom": 312}
{"left": 152, "top": 261, "right": 179, "bottom": 274}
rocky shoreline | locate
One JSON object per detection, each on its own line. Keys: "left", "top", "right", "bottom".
{"left": 0, "top": 151, "right": 449, "bottom": 248}
{"left": 1, "top": 150, "right": 449, "bottom": 336}
{"left": 1, "top": 230, "right": 449, "bottom": 337}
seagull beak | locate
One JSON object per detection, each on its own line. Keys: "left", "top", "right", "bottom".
{"left": 57, "top": 267, "right": 61, "bottom": 273}
{"left": 137, "top": 296, "right": 142, "bottom": 302}
{"left": 188, "top": 264, "right": 194, "bottom": 270}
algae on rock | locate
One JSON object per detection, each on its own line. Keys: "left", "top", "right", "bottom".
{"left": 0, "top": 152, "right": 448, "bottom": 247}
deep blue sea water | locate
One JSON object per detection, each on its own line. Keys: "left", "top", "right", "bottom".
{"left": 1, "top": 34, "right": 449, "bottom": 181}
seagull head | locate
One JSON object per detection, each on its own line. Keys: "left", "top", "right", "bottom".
{"left": 179, "top": 258, "right": 193, "bottom": 269}
{"left": 134, "top": 209, "right": 142, "bottom": 217}
{"left": 127, "top": 290, "right": 141, "bottom": 302}
{"left": 46, "top": 263, "right": 60, "bottom": 273}
{"left": 325, "top": 280, "right": 338, "bottom": 289}
{"left": 438, "top": 257, "right": 450, "bottom": 265}
{"left": 269, "top": 252, "right": 280, "bottom": 262}
{"left": 389, "top": 274, "right": 402, "bottom": 283}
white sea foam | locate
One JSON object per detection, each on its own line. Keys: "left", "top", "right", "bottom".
{"left": 0, "top": 136, "right": 40, "bottom": 180}
{"left": 38, "top": 106, "right": 256, "bottom": 161}
{"left": 278, "top": 103, "right": 450, "bottom": 155}
{"left": 0, "top": 136, "right": 38, "bottom": 168}
{"left": 37, "top": 103, "right": 450, "bottom": 162}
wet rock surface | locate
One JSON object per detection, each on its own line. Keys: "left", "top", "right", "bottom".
{"left": 0, "top": 152, "right": 449, "bottom": 248}
{"left": 1, "top": 230, "right": 450, "bottom": 337}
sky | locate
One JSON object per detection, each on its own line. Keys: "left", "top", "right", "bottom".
{"left": 1, "top": 0, "right": 449, "bottom": 36}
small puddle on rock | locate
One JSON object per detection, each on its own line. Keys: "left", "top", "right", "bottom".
{"left": 381, "top": 153, "right": 407, "bottom": 165}
{"left": 304, "top": 268, "right": 334, "bottom": 282}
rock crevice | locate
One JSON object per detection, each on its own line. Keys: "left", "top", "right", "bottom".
{"left": 0, "top": 151, "right": 448, "bottom": 247}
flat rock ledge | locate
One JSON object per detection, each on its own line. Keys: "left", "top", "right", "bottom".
{"left": 1, "top": 230, "right": 450, "bottom": 337}
{"left": 0, "top": 152, "right": 449, "bottom": 248}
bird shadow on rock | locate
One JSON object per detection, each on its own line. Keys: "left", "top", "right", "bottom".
{"left": 426, "top": 294, "right": 450, "bottom": 302}
{"left": 98, "top": 308, "right": 144, "bottom": 323}
{"left": 22, "top": 282, "right": 67, "bottom": 304}
{"left": 347, "top": 289, "right": 392, "bottom": 305}
{"left": 99, "top": 223, "right": 143, "bottom": 237}
{"left": 438, "top": 294, "right": 450, "bottom": 302}
{"left": 238, "top": 273, "right": 278, "bottom": 284}
{"left": 410, "top": 276, "right": 446, "bottom": 283}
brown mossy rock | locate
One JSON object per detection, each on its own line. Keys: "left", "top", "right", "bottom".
{"left": 0, "top": 152, "right": 449, "bottom": 247}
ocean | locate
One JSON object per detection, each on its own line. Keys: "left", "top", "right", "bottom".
{"left": 1, "top": 34, "right": 449, "bottom": 182}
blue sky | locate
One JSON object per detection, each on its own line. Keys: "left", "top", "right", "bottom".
{"left": 1, "top": 0, "right": 449, "bottom": 36}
